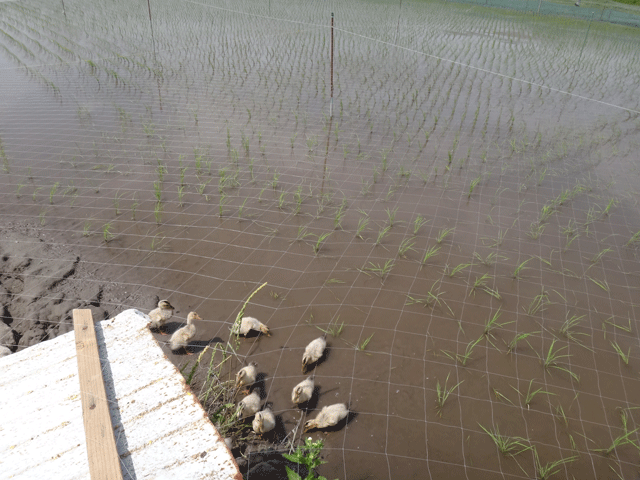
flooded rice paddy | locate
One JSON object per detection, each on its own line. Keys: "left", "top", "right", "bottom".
{"left": 1, "top": 0, "right": 640, "bottom": 478}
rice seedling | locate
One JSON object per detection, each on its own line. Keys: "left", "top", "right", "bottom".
{"left": 271, "top": 172, "right": 280, "bottom": 190}
{"left": 82, "top": 220, "right": 92, "bottom": 237}
{"left": 357, "top": 333, "right": 375, "bottom": 351}
{"left": 356, "top": 216, "right": 369, "bottom": 240}
{"left": 334, "top": 198, "right": 347, "bottom": 229}
{"left": 626, "top": 230, "right": 640, "bottom": 247}
{"left": 600, "top": 198, "right": 617, "bottom": 217}
{"left": 492, "top": 388, "right": 514, "bottom": 405}
{"left": 102, "top": 222, "right": 114, "bottom": 243}
{"left": 525, "top": 290, "right": 551, "bottom": 316}
{"left": 436, "top": 227, "right": 454, "bottom": 244}
{"left": 483, "top": 308, "right": 513, "bottom": 339}
{"left": 413, "top": 215, "right": 429, "bottom": 235}
{"left": 513, "top": 257, "right": 532, "bottom": 279}
{"left": 48, "top": 182, "right": 59, "bottom": 204}
{"left": 113, "top": 190, "right": 124, "bottom": 215}
{"left": 590, "top": 247, "right": 612, "bottom": 264}
{"left": 592, "top": 409, "right": 640, "bottom": 455}
{"left": 443, "top": 336, "right": 483, "bottom": 367}
{"left": 558, "top": 313, "right": 590, "bottom": 347}
{"left": 39, "top": 209, "right": 47, "bottom": 225}
{"left": 397, "top": 238, "right": 416, "bottom": 258}
{"left": 467, "top": 174, "right": 482, "bottom": 198}
{"left": 293, "top": 226, "right": 313, "bottom": 243}
{"left": 541, "top": 339, "right": 579, "bottom": 382}
{"left": 154, "top": 201, "right": 164, "bottom": 224}
{"left": 312, "top": 232, "right": 332, "bottom": 255}
{"left": 506, "top": 331, "right": 540, "bottom": 354}
{"left": 435, "top": 372, "right": 463, "bottom": 415}
{"left": 610, "top": 341, "right": 630, "bottom": 365}
{"left": 511, "top": 379, "right": 555, "bottom": 410}
{"left": 385, "top": 207, "right": 399, "bottom": 227}
{"left": 447, "top": 262, "right": 472, "bottom": 278}
{"left": 603, "top": 316, "right": 632, "bottom": 334}
{"left": 533, "top": 447, "right": 577, "bottom": 480}
{"left": 374, "top": 225, "right": 391, "bottom": 246}
{"left": 153, "top": 180, "right": 162, "bottom": 201}
{"left": 473, "top": 251, "right": 507, "bottom": 267}
{"left": 421, "top": 245, "right": 441, "bottom": 266}
{"left": 315, "top": 316, "right": 345, "bottom": 337}
{"left": 150, "top": 234, "right": 166, "bottom": 253}
{"left": 528, "top": 222, "right": 546, "bottom": 240}
{"left": 482, "top": 229, "right": 508, "bottom": 248}
{"left": 588, "top": 276, "right": 610, "bottom": 292}
{"left": 478, "top": 424, "right": 531, "bottom": 456}
{"left": 278, "top": 190, "right": 287, "bottom": 209}
{"left": 218, "top": 195, "right": 229, "bottom": 217}
{"left": 358, "top": 260, "right": 395, "bottom": 283}
{"left": 554, "top": 403, "right": 569, "bottom": 428}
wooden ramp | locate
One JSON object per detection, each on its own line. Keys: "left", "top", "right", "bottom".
{"left": 0, "top": 309, "right": 241, "bottom": 480}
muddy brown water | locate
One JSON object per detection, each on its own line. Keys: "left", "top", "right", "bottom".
{"left": 1, "top": 0, "right": 640, "bottom": 478}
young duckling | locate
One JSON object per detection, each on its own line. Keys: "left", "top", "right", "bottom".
{"left": 303, "top": 403, "right": 349, "bottom": 432}
{"left": 232, "top": 316, "right": 271, "bottom": 337}
{"left": 169, "top": 311, "right": 201, "bottom": 354}
{"left": 291, "top": 376, "right": 315, "bottom": 405}
{"left": 302, "top": 335, "right": 327, "bottom": 373}
{"left": 238, "top": 391, "right": 261, "bottom": 419}
{"left": 252, "top": 408, "right": 276, "bottom": 435}
{"left": 148, "top": 299, "right": 175, "bottom": 334}
{"left": 235, "top": 362, "right": 258, "bottom": 392}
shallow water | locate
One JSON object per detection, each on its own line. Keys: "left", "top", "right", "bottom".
{"left": 1, "top": 0, "right": 640, "bottom": 478}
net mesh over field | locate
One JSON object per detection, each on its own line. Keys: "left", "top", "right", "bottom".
{"left": 0, "top": 0, "right": 639, "bottom": 479}
{"left": 449, "top": 0, "right": 640, "bottom": 28}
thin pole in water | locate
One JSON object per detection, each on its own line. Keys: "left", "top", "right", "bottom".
{"left": 577, "top": 12, "right": 594, "bottom": 70}
{"left": 61, "top": 0, "right": 67, "bottom": 21}
{"left": 330, "top": 12, "right": 334, "bottom": 118}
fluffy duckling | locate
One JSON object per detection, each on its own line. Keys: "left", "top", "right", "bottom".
{"left": 169, "top": 311, "right": 201, "bottom": 354}
{"left": 239, "top": 391, "right": 261, "bottom": 419}
{"left": 292, "top": 376, "right": 315, "bottom": 405}
{"left": 148, "top": 299, "right": 175, "bottom": 334}
{"left": 303, "top": 403, "right": 349, "bottom": 432}
{"left": 232, "top": 316, "right": 271, "bottom": 337}
{"left": 252, "top": 408, "right": 276, "bottom": 435}
{"left": 235, "top": 362, "right": 258, "bottom": 391}
{"left": 302, "top": 336, "right": 326, "bottom": 373}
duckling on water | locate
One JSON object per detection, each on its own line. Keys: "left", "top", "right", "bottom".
{"left": 252, "top": 408, "right": 276, "bottom": 435}
{"left": 148, "top": 299, "right": 175, "bottom": 334}
{"left": 239, "top": 391, "right": 261, "bottom": 419}
{"left": 291, "top": 376, "right": 314, "bottom": 405}
{"left": 169, "top": 311, "right": 201, "bottom": 354}
{"left": 232, "top": 316, "right": 271, "bottom": 337}
{"left": 304, "top": 403, "right": 348, "bottom": 432}
{"left": 235, "top": 362, "right": 258, "bottom": 392}
{"left": 302, "top": 336, "right": 326, "bottom": 373}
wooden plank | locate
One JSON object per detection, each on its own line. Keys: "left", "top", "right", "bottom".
{"left": 73, "top": 309, "right": 124, "bottom": 480}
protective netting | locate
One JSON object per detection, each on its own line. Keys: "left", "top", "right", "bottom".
{"left": 0, "top": 0, "right": 639, "bottom": 479}
{"left": 448, "top": 0, "right": 640, "bottom": 28}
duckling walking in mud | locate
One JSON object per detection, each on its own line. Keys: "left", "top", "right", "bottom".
{"left": 302, "top": 335, "right": 326, "bottom": 373}
{"left": 292, "top": 376, "right": 315, "bottom": 406}
{"left": 232, "top": 316, "right": 271, "bottom": 337}
{"left": 236, "top": 362, "right": 258, "bottom": 393}
{"left": 169, "top": 311, "right": 201, "bottom": 354}
{"left": 148, "top": 299, "right": 174, "bottom": 334}
{"left": 304, "top": 403, "right": 349, "bottom": 432}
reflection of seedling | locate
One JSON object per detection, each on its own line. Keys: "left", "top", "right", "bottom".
{"left": 334, "top": 198, "right": 347, "bottom": 229}
{"left": 511, "top": 379, "right": 555, "bottom": 410}
{"left": 590, "top": 247, "right": 612, "bottom": 264}
{"left": 482, "top": 229, "right": 507, "bottom": 248}
{"left": 588, "top": 276, "right": 610, "bottom": 292}
{"left": 478, "top": 424, "right": 531, "bottom": 456}
{"left": 435, "top": 372, "right": 463, "bottom": 415}
{"left": 293, "top": 226, "right": 313, "bottom": 243}
{"left": 39, "top": 209, "right": 47, "bottom": 225}
{"left": 154, "top": 201, "right": 164, "bottom": 224}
